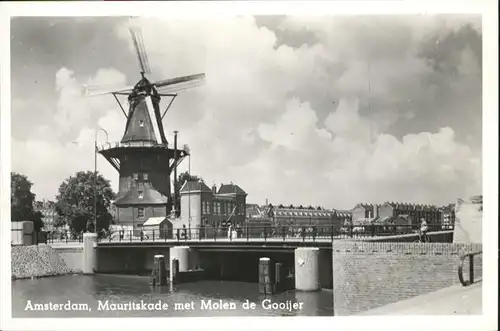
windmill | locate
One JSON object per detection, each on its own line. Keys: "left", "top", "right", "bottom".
{"left": 88, "top": 26, "right": 205, "bottom": 224}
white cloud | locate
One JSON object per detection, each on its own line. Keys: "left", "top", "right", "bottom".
{"left": 11, "top": 16, "right": 482, "bottom": 209}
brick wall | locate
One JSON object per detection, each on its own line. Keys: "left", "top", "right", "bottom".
{"left": 361, "top": 230, "right": 454, "bottom": 243}
{"left": 117, "top": 205, "right": 168, "bottom": 227}
{"left": 332, "top": 241, "right": 482, "bottom": 316}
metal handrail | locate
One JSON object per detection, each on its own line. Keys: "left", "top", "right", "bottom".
{"left": 458, "top": 251, "right": 482, "bottom": 286}
{"left": 87, "top": 223, "right": 453, "bottom": 243}
{"left": 35, "top": 224, "right": 454, "bottom": 244}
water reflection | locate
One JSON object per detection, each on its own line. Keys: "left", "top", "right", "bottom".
{"left": 13, "top": 274, "right": 333, "bottom": 317}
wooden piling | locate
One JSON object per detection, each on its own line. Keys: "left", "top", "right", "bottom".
{"left": 259, "top": 257, "right": 274, "bottom": 295}
{"left": 150, "top": 255, "right": 166, "bottom": 286}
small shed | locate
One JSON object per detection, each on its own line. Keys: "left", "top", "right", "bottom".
{"left": 142, "top": 217, "right": 173, "bottom": 239}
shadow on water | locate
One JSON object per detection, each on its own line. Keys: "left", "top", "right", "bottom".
{"left": 12, "top": 274, "right": 333, "bottom": 317}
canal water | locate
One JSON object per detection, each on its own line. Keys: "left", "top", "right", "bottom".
{"left": 12, "top": 274, "right": 333, "bottom": 317}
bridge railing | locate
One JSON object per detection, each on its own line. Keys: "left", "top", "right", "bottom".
{"left": 92, "top": 224, "right": 450, "bottom": 243}
{"left": 458, "top": 251, "right": 482, "bottom": 286}
{"left": 44, "top": 230, "right": 85, "bottom": 244}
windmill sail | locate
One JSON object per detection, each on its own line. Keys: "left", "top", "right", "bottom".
{"left": 129, "top": 27, "right": 151, "bottom": 75}
{"left": 83, "top": 25, "right": 205, "bottom": 147}
{"left": 154, "top": 73, "right": 205, "bottom": 89}
{"left": 144, "top": 95, "right": 162, "bottom": 144}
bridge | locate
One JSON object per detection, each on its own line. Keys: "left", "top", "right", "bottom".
{"left": 45, "top": 224, "right": 455, "bottom": 291}
{"left": 44, "top": 223, "right": 482, "bottom": 316}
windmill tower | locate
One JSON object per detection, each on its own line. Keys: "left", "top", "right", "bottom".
{"left": 86, "top": 26, "right": 205, "bottom": 228}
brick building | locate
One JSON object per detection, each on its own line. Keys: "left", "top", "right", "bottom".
{"left": 335, "top": 210, "right": 352, "bottom": 226}
{"left": 265, "top": 204, "right": 342, "bottom": 227}
{"left": 179, "top": 181, "right": 247, "bottom": 230}
{"left": 378, "top": 202, "right": 442, "bottom": 225}
{"left": 352, "top": 203, "right": 380, "bottom": 225}
{"left": 351, "top": 201, "right": 449, "bottom": 227}
{"left": 440, "top": 203, "right": 456, "bottom": 229}
{"left": 33, "top": 200, "right": 56, "bottom": 231}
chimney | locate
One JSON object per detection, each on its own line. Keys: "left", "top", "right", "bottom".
{"left": 173, "top": 130, "right": 179, "bottom": 214}
{"left": 212, "top": 183, "right": 217, "bottom": 194}
{"left": 265, "top": 198, "right": 268, "bottom": 206}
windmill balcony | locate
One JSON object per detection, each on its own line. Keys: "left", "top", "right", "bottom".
{"left": 97, "top": 141, "right": 190, "bottom": 154}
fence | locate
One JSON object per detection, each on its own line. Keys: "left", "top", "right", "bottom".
{"left": 90, "top": 224, "right": 451, "bottom": 243}
{"left": 44, "top": 231, "right": 85, "bottom": 244}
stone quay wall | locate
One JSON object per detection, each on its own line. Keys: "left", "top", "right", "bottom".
{"left": 11, "top": 245, "right": 78, "bottom": 279}
{"left": 332, "top": 241, "right": 483, "bottom": 316}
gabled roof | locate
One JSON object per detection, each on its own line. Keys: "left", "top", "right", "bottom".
{"left": 354, "top": 203, "right": 375, "bottom": 211}
{"left": 246, "top": 204, "right": 263, "bottom": 218}
{"left": 114, "top": 185, "right": 168, "bottom": 206}
{"left": 179, "top": 180, "right": 212, "bottom": 193}
{"left": 217, "top": 183, "right": 246, "bottom": 195}
{"left": 143, "top": 217, "right": 168, "bottom": 227}
{"left": 273, "top": 208, "right": 334, "bottom": 218}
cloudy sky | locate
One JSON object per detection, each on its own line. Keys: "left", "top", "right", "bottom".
{"left": 11, "top": 15, "right": 482, "bottom": 209}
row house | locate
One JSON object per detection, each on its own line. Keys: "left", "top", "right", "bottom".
{"left": 377, "top": 202, "right": 442, "bottom": 225}
{"left": 334, "top": 210, "right": 353, "bottom": 226}
{"left": 265, "top": 204, "right": 342, "bottom": 227}
{"left": 440, "top": 203, "right": 456, "bottom": 228}
{"left": 351, "top": 201, "right": 451, "bottom": 226}
{"left": 352, "top": 203, "right": 381, "bottom": 225}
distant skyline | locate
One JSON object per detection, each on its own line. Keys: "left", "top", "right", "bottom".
{"left": 11, "top": 15, "right": 482, "bottom": 209}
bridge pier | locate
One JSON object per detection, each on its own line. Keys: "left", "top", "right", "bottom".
{"left": 169, "top": 246, "right": 199, "bottom": 272}
{"left": 294, "top": 247, "right": 320, "bottom": 291}
{"left": 82, "top": 233, "right": 97, "bottom": 274}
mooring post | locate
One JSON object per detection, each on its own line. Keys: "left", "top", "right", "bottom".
{"left": 150, "top": 255, "right": 166, "bottom": 286}
{"left": 259, "top": 257, "right": 274, "bottom": 295}
{"left": 274, "top": 262, "right": 284, "bottom": 293}
{"left": 82, "top": 232, "right": 98, "bottom": 274}
{"left": 294, "top": 247, "right": 320, "bottom": 291}
{"left": 171, "top": 258, "right": 179, "bottom": 284}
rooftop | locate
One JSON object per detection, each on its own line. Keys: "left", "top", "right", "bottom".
{"left": 179, "top": 180, "right": 212, "bottom": 193}
{"left": 217, "top": 183, "right": 247, "bottom": 195}
{"left": 114, "top": 185, "right": 168, "bottom": 205}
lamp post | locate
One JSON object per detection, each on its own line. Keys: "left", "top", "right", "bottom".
{"left": 93, "top": 128, "right": 109, "bottom": 234}
{"left": 188, "top": 152, "right": 191, "bottom": 233}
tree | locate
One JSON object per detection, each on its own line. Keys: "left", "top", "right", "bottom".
{"left": 11, "top": 172, "right": 45, "bottom": 231}
{"left": 55, "top": 171, "right": 116, "bottom": 233}
{"left": 52, "top": 214, "right": 67, "bottom": 229}
{"left": 173, "top": 171, "right": 202, "bottom": 214}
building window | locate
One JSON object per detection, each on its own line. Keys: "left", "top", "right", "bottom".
{"left": 143, "top": 173, "right": 148, "bottom": 181}
{"left": 133, "top": 173, "right": 139, "bottom": 181}
{"left": 138, "top": 190, "right": 144, "bottom": 199}
{"left": 137, "top": 207, "right": 145, "bottom": 218}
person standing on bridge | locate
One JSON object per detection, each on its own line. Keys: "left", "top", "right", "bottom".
{"left": 420, "top": 218, "right": 429, "bottom": 242}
